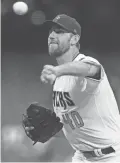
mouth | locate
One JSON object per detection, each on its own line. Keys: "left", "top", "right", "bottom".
{"left": 49, "top": 42, "right": 58, "bottom": 47}
{"left": 49, "top": 42, "right": 58, "bottom": 45}
{"left": 49, "top": 41, "right": 58, "bottom": 44}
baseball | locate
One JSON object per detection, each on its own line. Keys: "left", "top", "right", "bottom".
{"left": 12, "top": 1, "right": 28, "bottom": 15}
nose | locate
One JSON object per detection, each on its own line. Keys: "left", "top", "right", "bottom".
{"left": 48, "top": 31, "right": 57, "bottom": 44}
{"left": 49, "top": 30, "right": 57, "bottom": 39}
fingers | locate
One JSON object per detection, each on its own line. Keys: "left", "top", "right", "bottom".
{"left": 44, "top": 65, "right": 54, "bottom": 70}
{"left": 40, "top": 74, "right": 48, "bottom": 83}
{"left": 25, "top": 126, "right": 34, "bottom": 138}
{"left": 42, "top": 68, "right": 52, "bottom": 75}
{"left": 41, "top": 74, "right": 56, "bottom": 85}
{"left": 42, "top": 65, "right": 55, "bottom": 75}
{"left": 40, "top": 65, "right": 56, "bottom": 84}
{"left": 40, "top": 66, "right": 52, "bottom": 83}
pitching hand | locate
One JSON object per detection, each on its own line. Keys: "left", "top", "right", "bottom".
{"left": 40, "top": 65, "right": 58, "bottom": 85}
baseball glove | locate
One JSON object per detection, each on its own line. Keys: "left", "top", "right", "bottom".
{"left": 22, "top": 103, "right": 63, "bottom": 145}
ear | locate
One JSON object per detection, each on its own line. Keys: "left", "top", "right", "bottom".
{"left": 70, "top": 34, "right": 80, "bottom": 45}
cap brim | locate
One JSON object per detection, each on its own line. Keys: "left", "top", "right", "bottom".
{"left": 42, "top": 20, "right": 69, "bottom": 31}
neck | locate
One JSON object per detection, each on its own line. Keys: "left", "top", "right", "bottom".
{"left": 56, "top": 47, "right": 80, "bottom": 65}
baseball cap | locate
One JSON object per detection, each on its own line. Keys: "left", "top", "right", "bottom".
{"left": 43, "top": 14, "right": 81, "bottom": 36}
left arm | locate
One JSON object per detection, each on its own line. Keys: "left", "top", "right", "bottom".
{"left": 41, "top": 61, "right": 101, "bottom": 84}
{"left": 56, "top": 61, "right": 100, "bottom": 79}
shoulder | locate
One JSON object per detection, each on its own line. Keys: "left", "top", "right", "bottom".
{"left": 80, "top": 54, "right": 100, "bottom": 65}
{"left": 75, "top": 54, "right": 100, "bottom": 65}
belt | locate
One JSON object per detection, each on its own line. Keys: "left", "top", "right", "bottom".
{"left": 83, "top": 146, "right": 115, "bottom": 157}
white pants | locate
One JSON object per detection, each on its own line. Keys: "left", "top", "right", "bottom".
{"left": 72, "top": 143, "right": 120, "bottom": 162}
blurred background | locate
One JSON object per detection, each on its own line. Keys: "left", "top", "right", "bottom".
{"left": 1, "top": 0, "right": 120, "bottom": 162}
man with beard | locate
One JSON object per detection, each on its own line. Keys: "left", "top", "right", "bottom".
{"left": 40, "top": 14, "right": 120, "bottom": 162}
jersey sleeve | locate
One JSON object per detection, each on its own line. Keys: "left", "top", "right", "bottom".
{"left": 81, "top": 56, "right": 104, "bottom": 81}
{"left": 78, "top": 56, "right": 105, "bottom": 94}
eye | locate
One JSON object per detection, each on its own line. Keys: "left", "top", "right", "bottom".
{"left": 55, "top": 29, "right": 65, "bottom": 33}
{"left": 49, "top": 28, "right": 68, "bottom": 35}
{"left": 55, "top": 28, "right": 68, "bottom": 34}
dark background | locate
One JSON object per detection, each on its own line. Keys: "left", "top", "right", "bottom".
{"left": 1, "top": 0, "right": 120, "bottom": 162}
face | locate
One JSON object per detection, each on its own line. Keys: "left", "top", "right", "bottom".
{"left": 48, "top": 25, "right": 72, "bottom": 57}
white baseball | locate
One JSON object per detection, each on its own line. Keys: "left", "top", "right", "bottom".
{"left": 13, "top": 1, "right": 28, "bottom": 15}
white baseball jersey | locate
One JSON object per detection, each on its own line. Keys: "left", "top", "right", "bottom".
{"left": 52, "top": 54, "right": 120, "bottom": 151}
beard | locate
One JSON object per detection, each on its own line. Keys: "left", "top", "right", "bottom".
{"left": 48, "top": 42, "right": 70, "bottom": 58}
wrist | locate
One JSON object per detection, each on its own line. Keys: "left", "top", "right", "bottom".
{"left": 55, "top": 65, "right": 63, "bottom": 77}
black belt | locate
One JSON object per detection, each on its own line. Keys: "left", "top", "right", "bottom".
{"left": 83, "top": 147, "right": 115, "bottom": 157}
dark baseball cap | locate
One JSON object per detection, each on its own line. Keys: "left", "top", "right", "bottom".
{"left": 43, "top": 14, "right": 81, "bottom": 36}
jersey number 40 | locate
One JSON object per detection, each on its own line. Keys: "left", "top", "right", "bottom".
{"left": 62, "top": 111, "right": 84, "bottom": 130}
